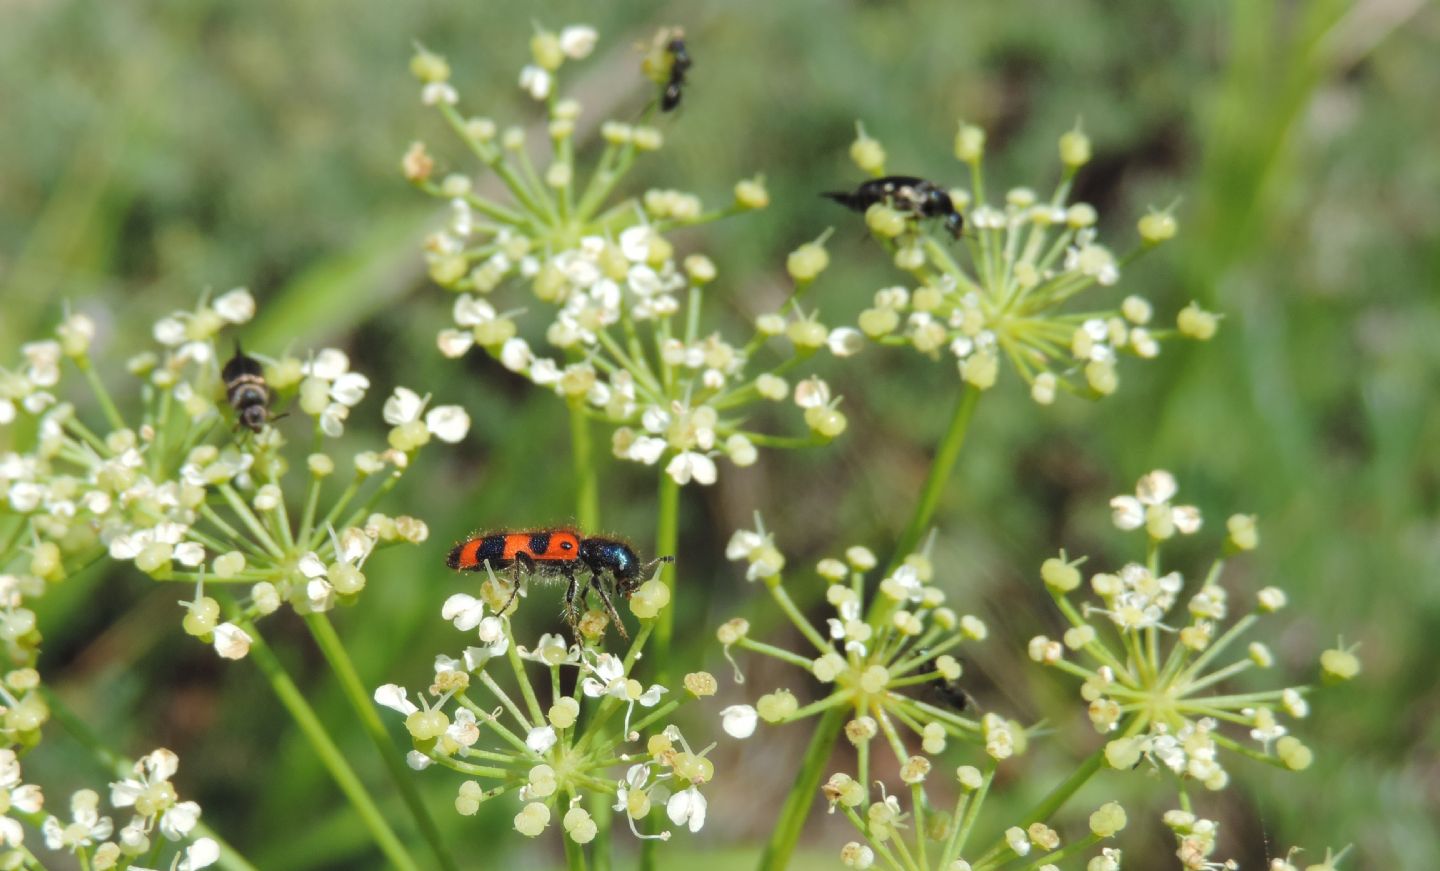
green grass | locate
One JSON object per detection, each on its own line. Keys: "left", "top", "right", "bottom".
{"left": 5, "top": 0, "right": 1437, "bottom": 867}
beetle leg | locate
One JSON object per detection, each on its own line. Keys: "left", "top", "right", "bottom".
{"left": 591, "top": 572, "right": 629, "bottom": 641}
{"left": 562, "top": 567, "right": 582, "bottom": 631}
{"left": 496, "top": 554, "right": 533, "bottom": 616}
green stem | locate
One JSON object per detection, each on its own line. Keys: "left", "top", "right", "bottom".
{"left": 588, "top": 792, "right": 614, "bottom": 871}
{"left": 756, "top": 705, "right": 846, "bottom": 871}
{"left": 639, "top": 476, "right": 680, "bottom": 871}
{"left": 652, "top": 472, "right": 681, "bottom": 675}
{"left": 239, "top": 616, "right": 421, "bottom": 871}
{"left": 303, "top": 613, "right": 458, "bottom": 871}
{"left": 887, "top": 387, "right": 980, "bottom": 571}
{"left": 74, "top": 354, "right": 127, "bottom": 433}
{"left": 570, "top": 402, "right": 600, "bottom": 530}
{"left": 40, "top": 687, "right": 260, "bottom": 871}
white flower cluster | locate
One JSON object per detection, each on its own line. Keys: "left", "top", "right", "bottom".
{"left": 717, "top": 517, "right": 996, "bottom": 782}
{"left": 0, "top": 297, "right": 466, "bottom": 667}
{"left": 407, "top": 28, "right": 847, "bottom": 487}
{"left": 839, "top": 124, "right": 1218, "bottom": 402}
{"left": 376, "top": 581, "right": 717, "bottom": 847}
{"left": 1035, "top": 471, "right": 1340, "bottom": 792}
{"left": 40, "top": 748, "right": 219, "bottom": 870}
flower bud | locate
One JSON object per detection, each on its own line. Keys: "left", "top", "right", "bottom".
{"left": 1059, "top": 128, "right": 1092, "bottom": 167}
{"left": 865, "top": 204, "right": 907, "bottom": 238}
{"left": 1177, "top": 302, "right": 1218, "bottom": 340}
{"left": 629, "top": 578, "right": 671, "bottom": 619}
{"left": 514, "top": 801, "right": 551, "bottom": 837}
{"left": 405, "top": 708, "right": 449, "bottom": 740}
{"left": 954, "top": 123, "right": 985, "bottom": 162}
{"left": 182, "top": 597, "right": 220, "bottom": 637}
{"left": 735, "top": 177, "right": 770, "bottom": 209}
{"left": 531, "top": 31, "right": 564, "bottom": 70}
{"left": 849, "top": 127, "right": 885, "bottom": 174}
{"left": 1320, "top": 646, "right": 1360, "bottom": 682}
{"left": 1138, "top": 210, "right": 1178, "bottom": 243}
{"left": 410, "top": 49, "right": 451, "bottom": 83}
{"left": 787, "top": 243, "right": 830, "bottom": 284}
{"left": 1089, "top": 802, "right": 1127, "bottom": 837}
{"left": 1041, "top": 556, "right": 1082, "bottom": 592}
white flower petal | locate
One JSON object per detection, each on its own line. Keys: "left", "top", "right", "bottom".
{"left": 559, "top": 25, "right": 598, "bottom": 59}
{"left": 720, "top": 704, "right": 758, "bottom": 739}
{"left": 373, "top": 684, "right": 420, "bottom": 716}
{"left": 425, "top": 405, "right": 471, "bottom": 443}
{"left": 384, "top": 387, "right": 425, "bottom": 425}
{"left": 666, "top": 787, "right": 707, "bottom": 833}
{"left": 442, "top": 594, "right": 486, "bottom": 631}
{"left": 212, "top": 623, "right": 253, "bottom": 660}
{"left": 518, "top": 65, "right": 552, "bottom": 100}
{"left": 141, "top": 748, "right": 180, "bottom": 782}
{"left": 298, "top": 552, "right": 328, "bottom": 579}
{"left": 526, "top": 725, "right": 558, "bottom": 754}
{"left": 213, "top": 289, "right": 256, "bottom": 323}
{"left": 330, "top": 372, "right": 371, "bottom": 406}
{"left": 160, "top": 801, "right": 201, "bottom": 839}
{"left": 1136, "top": 470, "right": 1178, "bottom": 505}
{"left": 179, "top": 837, "right": 221, "bottom": 871}
{"left": 307, "top": 348, "right": 350, "bottom": 380}
{"left": 665, "top": 451, "right": 716, "bottom": 486}
{"left": 827, "top": 327, "right": 865, "bottom": 358}
{"left": 1109, "top": 495, "right": 1144, "bottom": 530}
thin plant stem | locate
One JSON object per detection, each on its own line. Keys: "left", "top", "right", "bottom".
{"left": 887, "top": 386, "right": 980, "bottom": 572}
{"left": 651, "top": 471, "right": 681, "bottom": 674}
{"left": 756, "top": 705, "right": 846, "bottom": 871}
{"left": 74, "top": 355, "right": 127, "bottom": 433}
{"left": 238, "top": 615, "right": 422, "bottom": 871}
{"left": 303, "top": 612, "right": 459, "bottom": 871}
{"left": 570, "top": 401, "right": 600, "bottom": 530}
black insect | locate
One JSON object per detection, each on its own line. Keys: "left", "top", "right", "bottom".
{"left": 661, "top": 36, "right": 690, "bottom": 112}
{"left": 448, "top": 529, "right": 674, "bottom": 640}
{"left": 221, "top": 343, "right": 273, "bottom": 433}
{"left": 930, "top": 676, "right": 974, "bottom": 712}
{"left": 823, "top": 176, "right": 965, "bottom": 239}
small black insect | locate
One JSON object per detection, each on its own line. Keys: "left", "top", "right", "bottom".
{"left": 823, "top": 176, "right": 965, "bottom": 239}
{"left": 222, "top": 343, "right": 273, "bottom": 433}
{"left": 660, "top": 35, "right": 690, "bottom": 112}
{"left": 930, "top": 676, "right": 975, "bottom": 712}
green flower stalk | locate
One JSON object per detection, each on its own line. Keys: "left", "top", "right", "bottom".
{"left": 407, "top": 27, "right": 854, "bottom": 489}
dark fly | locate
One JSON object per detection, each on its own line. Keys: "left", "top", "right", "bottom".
{"left": 222, "top": 344, "right": 273, "bottom": 433}
{"left": 823, "top": 175, "right": 965, "bottom": 239}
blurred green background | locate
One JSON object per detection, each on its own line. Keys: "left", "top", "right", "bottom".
{"left": 3, "top": 0, "right": 1437, "bottom": 868}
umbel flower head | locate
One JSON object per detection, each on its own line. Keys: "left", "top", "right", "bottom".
{"left": 39, "top": 747, "right": 220, "bottom": 870}
{"left": 1033, "top": 470, "right": 1358, "bottom": 790}
{"left": 375, "top": 561, "right": 720, "bottom": 848}
{"left": 718, "top": 515, "right": 1008, "bottom": 771}
{"left": 406, "top": 27, "right": 855, "bottom": 487}
{"left": 0, "top": 292, "right": 468, "bottom": 666}
{"left": 719, "top": 518, "right": 1145, "bottom": 870}
{"left": 836, "top": 121, "right": 1219, "bottom": 402}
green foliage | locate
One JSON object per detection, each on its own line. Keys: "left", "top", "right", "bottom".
{"left": 3, "top": 0, "right": 1436, "bottom": 867}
